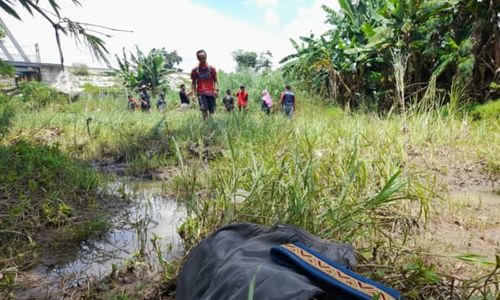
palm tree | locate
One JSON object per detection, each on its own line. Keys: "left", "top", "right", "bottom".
{"left": 0, "top": 0, "right": 129, "bottom": 69}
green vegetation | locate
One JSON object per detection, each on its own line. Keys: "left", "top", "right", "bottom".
{"left": 282, "top": 0, "right": 499, "bottom": 106}
{"left": 470, "top": 99, "right": 500, "bottom": 120}
{"left": 0, "top": 27, "right": 15, "bottom": 77}
{"left": 18, "top": 81, "right": 68, "bottom": 110}
{"left": 232, "top": 50, "right": 273, "bottom": 72}
{"left": 115, "top": 47, "right": 182, "bottom": 96}
{"left": 1, "top": 69, "right": 498, "bottom": 298}
{"left": 81, "top": 83, "right": 125, "bottom": 99}
{"left": 0, "top": 141, "right": 113, "bottom": 277}
{"left": 1, "top": 0, "right": 496, "bottom": 298}
{"left": 71, "top": 63, "right": 91, "bottom": 76}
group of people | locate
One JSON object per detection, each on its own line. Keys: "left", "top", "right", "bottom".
{"left": 127, "top": 85, "right": 167, "bottom": 111}
{"left": 190, "top": 49, "right": 296, "bottom": 120}
{"left": 219, "top": 85, "right": 295, "bottom": 117}
{"left": 126, "top": 49, "right": 297, "bottom": 119}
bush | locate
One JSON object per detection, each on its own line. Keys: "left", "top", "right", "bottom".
{"left": 82, "top": 83, "right": 125, "bottom": 98}
{"left": 0, "top": 141, "right": 113, "bottom": 278}
{"left": 18, "top": 81, "right": 68, "bottom": 110}
{"left": 470, "top": 99, "right": 500, "bottom": 120}
{"left": 0, "top": 142, "right": 101, "bottom": 230}
{"left": 71, "top": 63, "right": 90, "bottom": 76}
{"left": 0, "top": 94, "right": 15, "bottom": 140}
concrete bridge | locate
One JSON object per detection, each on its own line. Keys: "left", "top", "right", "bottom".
{"left": 5, "top": 60, "right": 64, "bottom": 83}
{"left": 0, "top": 16, "right": 63, "bottom": 84}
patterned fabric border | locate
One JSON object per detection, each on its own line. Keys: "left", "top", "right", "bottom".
{"left": 281, "top": 243, "right": 397, "bottom": 300}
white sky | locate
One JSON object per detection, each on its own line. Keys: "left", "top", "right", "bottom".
{"left": 2, "top": 0, "right": 338, "bottom": 72}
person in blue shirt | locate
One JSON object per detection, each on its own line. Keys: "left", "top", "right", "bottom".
{"left": 157, "top": 92, "right": 166, "bottom": 111}
{"left": 280, "top": 85, "right": 296, "bottom": 118}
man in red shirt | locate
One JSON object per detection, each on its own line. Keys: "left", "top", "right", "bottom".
{"left": 236, "top": 85, "right": 249, "bottom": 111}
{"left": 191, "top": 50, "right": 218, "bottom": 120}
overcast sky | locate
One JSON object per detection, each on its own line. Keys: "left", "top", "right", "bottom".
{"left": 2, "top": 0, "right": 338, "bottom": 72}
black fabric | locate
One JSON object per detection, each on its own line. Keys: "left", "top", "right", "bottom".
{"left": 176, "top": 223, "right": 356, "bottom": 300}
{"left": 140, "top": 91, "right": 151, "bottom": 110}
{"left": 262, "top": 101, "right": 271, "bottom": 114}
{"left": 223, "top": 95, "right": 235, "bottom": 111}
{"left": 140, "top": 91, "right": 151, "bottom": 102}
{"left": 199, "top": 95, "right": 216, "bottom": 113}
{"left": 282, "top": 91, "right": 295, "bottom": 106}
{"left": 179, "top": 90, "right": 190, "bottom": 104}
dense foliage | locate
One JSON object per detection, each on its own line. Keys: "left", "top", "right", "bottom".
{"left": 18, "top": 81, "right": 68, "bottom": 110}
{"left": 115, "top": 47, "right": 183, "bottom": 95}
{"left": 0, "top": 27, "right": 14, "bottom": 76}
{"left": 70, "top": 63, "right": 90, "bottom": 76}
{"left": 233, "top": 50, "right": 273, "bottom": 72}
{"left": 282, "top": 0, "right": 500, "bottom": 108}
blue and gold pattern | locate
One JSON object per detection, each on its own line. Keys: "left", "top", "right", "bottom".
{"left": 271, "top": 242, "right": 402, "bottom": 300}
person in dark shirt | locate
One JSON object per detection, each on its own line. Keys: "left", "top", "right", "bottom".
{"left": 139, "top": 85, "right": 151, "bottom": 111}
{"left": 156, "top": 92, "right": 166, "bottom": 111}
{"left": 179, "top": 84, "right": 190, "bottom": 105}
{"left": 280, "top": 85, "right": 296, "bottom": 118}
{"left": 222, "top": 89, "right": 234, "bottom": 112}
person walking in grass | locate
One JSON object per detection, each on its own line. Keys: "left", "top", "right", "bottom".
{"left": 127, "top": 95, "right": 139, "bottom": 111}
{"left": 156, "top": 92, "right": 166, "bottom": 111}
{"left": 236, "top": 85, "right": 249, "bottom": 112}
{"left": 139, "top": 85, "right": 151, "bottom": 111}
{"left": 179, "top": 84, "right": 191, "bottom": 108}
{"left": 223, "top": 89, "right": 235, "bottom": 112}
{"left": 191, "top": 50, "right": 218, "bottom": 120}
{"left": 280, "top": 85, "right": 296, "bottom": 118}
{"left": 261, "top": 89, "right": 272, "bottom": 115}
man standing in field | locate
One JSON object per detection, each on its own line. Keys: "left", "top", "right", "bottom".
{"left": 223, "top": 89, "right": 235, "bottom": 112}
{"left": 236, "top": 85, "right": 249, "bottom": 111}
{"left": 191, "top": 50, "right": 218, "bottom": 120}
{"left": 139, "top": 85, "right": 151, "bottom": 111}
{"left": 179, "top": 84, "right": 190, "bottom": 108}
{"left": 280, "top": 85, "right": 296, "bottom": 118}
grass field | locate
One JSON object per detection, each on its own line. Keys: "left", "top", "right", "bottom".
{"left": 0, "top": 77, "right": 499, "bottom": 299}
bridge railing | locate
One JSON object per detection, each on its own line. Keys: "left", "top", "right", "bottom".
{"left": 0, "top": 53, "right": 39, "bottom": 63}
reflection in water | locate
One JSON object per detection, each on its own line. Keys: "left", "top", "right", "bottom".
{"left": 47, "top": 179, "right": 186, "bottom": 286}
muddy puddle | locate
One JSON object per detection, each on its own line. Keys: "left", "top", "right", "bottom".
{"left": 20, "top": 178, "right": 186, "bottom": 296}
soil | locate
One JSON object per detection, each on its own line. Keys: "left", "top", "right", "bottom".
{"left": 407, "top": 145, "right": 498, "bottom": 191}
{"left": 9, "top": 192, "right": 129, "bottom": 299}
{"left": 407, "top": 146, "right": 500, "bottom": 277}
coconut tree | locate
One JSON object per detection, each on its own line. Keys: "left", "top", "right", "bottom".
{"left": 0, "top": 0, "right": 130, "bottom": 68}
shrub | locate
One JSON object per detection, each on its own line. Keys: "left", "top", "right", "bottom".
{"left": 82, "top": 82, "right": 125, "bottom": 98}
{"left": 18, "top": 81, "right": 67, "bottom": 110}
{"left": 71, "top": 63, "right": 90, "bottom": 76}
{"left": 0, "top": 141, "right": 101, "bottom": 230}
{"left": 470, "top": 99, "right": 500, "bottom": 120}
{"left": 0, "top": 94, "right": 15, "bottom": 140}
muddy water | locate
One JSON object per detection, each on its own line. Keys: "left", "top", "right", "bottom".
{"left": 31, "top": 179, "right": 186, "bottom": 291}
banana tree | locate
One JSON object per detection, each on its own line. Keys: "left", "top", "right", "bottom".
{"left": 282, "top": 0, "right": 497, "bottom": 106}
{"left": 115, "top": 47, "right": 170, "bottom": 96}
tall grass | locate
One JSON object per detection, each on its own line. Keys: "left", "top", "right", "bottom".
{"left": 2, "top": 72, "right": 499, "bottom": 298}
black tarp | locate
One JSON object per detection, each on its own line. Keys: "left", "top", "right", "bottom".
{"left": 176, "top": 223, "right": 356, "bottom": 300}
